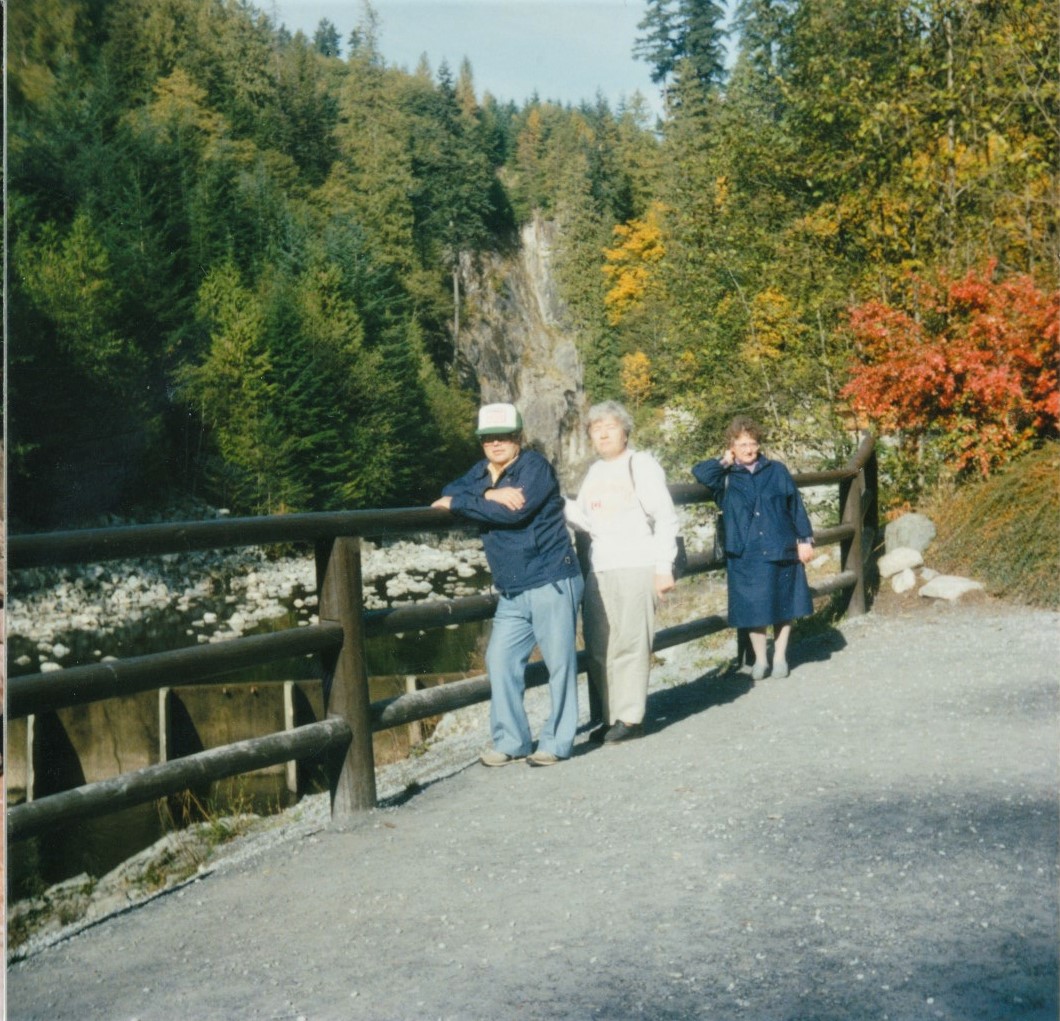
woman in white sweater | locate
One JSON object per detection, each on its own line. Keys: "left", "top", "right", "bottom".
{"left": 566, "top": 401, "right": 679, "bottom": 744}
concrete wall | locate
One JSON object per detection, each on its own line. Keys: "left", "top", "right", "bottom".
{"left": 4, "top": 675, "right": 432, "bottom": 804}
{"left": 5, "top": 681, "right": 327, "bottom": 803}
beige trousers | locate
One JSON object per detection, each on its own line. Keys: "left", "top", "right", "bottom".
{"left": 583, "top": 566, "right": 657, "bottom": 726}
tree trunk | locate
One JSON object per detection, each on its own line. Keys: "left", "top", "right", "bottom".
{"left": 452, "top": 262, "right": 460, "bottom": 344}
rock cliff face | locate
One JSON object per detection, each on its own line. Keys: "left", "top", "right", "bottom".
{"left": 456, "top": 215, "right": 589, "bottom": 487}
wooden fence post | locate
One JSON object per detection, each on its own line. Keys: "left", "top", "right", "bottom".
{"left": 405, "top": 676, "right": 423, "bottom": 746}
{"left": 159, "top": 687, "right": 170, "bottom": 763}
{"left": 863, "top": 447, "right": 880, "bottom": 549}
{"left": 283, "top": 681, "right": 298, "bottom": 795}
{"left": 839, "top": 469, "right": 867, "bottom": 616}
{"left": 573, "top": 531, "right": 603, "bottom": 724}
{"left": 315, "top": 537, "right": 377, "bottom": 815}
{"left": 26, "top": 714, "right": 37, "bottom": 803}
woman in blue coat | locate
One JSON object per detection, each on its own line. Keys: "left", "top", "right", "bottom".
{"left": 693, "top": 416, "right": 815, "bottom": 680}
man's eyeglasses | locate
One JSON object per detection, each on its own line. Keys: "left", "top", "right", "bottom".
{"left": 482, "top": 433, "right": 519, "bottom": 444}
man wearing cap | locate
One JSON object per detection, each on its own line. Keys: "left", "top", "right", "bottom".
{"left": 432, "top": 403, "right": 584, "bottom": 767}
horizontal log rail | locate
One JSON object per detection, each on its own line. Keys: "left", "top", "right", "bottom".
{"left": 7, "top": 718, "right": 353, "bottom": 843}
{"left": 366, "top": 567, "right": 849, "bottom": 732}
{"left": 7, "top": 622, "right": 345, "bottom": 719}
{"left": 364, "top": 592, "right": 500, "bottom": 636}
{"left": 364, "top": 539, "right": 754, "bottom": 635}
{"left": 7, "top": 434, "right": 878, "bottom": 841}
{"left": 6, "top": 508, "right": 471, "bottom": 570}
{"left": 7, "top": 526, "right": 856, "bottom": 721}
{"left": 806, "top": 570, "right": 860, "bottom": 598}
{"left": 7, "top": 432, "right": 876, "bottom": 572}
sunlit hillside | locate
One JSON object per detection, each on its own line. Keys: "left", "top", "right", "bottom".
{"left": 926, "top": 443, "right": 1060, "bottom": 609}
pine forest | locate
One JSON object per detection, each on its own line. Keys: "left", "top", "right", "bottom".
{"left": 7, "top": 0, "right": 1058, "bottom": 528}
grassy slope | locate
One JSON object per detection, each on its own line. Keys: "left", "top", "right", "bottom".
{"left": 924, "top": 442, "right": 1060, "bottom": 609}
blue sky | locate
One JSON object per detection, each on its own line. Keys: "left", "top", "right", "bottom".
{"left": 264, "top": 0, "right": 666, "bottom": 119}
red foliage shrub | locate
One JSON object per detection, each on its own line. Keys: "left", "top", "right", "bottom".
{"left": 841, "top": 263, "right": 1059, "bottom": 477}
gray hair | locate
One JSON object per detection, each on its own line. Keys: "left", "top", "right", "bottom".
{"left": 586, "top": 400, "right": 634, "bottom": 436}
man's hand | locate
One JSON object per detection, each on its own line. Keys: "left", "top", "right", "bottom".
{"left": 797, "top": 541, "right": 815, "bottom": 564}
{"left": 431, "top": 496, "right": 453, "bottom": 510}
{"left": 485, "top": 487, "right": 525, "bottom": 511}
{"left": 655, "top": 571, "right": 676, "bottom": 599}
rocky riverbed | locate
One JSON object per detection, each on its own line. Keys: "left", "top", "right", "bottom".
{"left": 5, "top": 507, "right": 738, "bottom": 676}
{"left": 6, "top": 536, "right": 492, "bottom": 675}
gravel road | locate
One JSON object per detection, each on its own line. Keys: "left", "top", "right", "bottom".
{"left": 7, "top": 598, "right": 1059, "bottom": 1021}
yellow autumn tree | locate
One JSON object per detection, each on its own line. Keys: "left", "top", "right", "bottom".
{"left": 602, "top": 201, "right": 667, "bottom": 326}
{"left": 738, "top": 287, "right": 814, "bottom": 424}
{"left": 620, "top": 350, "right": 653, "bottom": 407}
{"left": 742, "top": 287, "right": 807, "bottom": 366}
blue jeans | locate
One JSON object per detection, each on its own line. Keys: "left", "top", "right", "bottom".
{"left": 485, "top": 575, "right": 584, "bottom": 758}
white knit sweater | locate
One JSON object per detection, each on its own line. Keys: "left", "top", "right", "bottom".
{"left": 566, "top": 449, "right": 679, "bottom": 575}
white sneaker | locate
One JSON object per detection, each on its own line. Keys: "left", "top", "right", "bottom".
{"left": 480, "top": 749, "right": 524, "bottom": 767}
{"left": 772, "top": 660, "right": 789, "bottom": 679}
{"left": 526, "top": 749, "right": 564, "bottom": 767}
{"left": 751, "top": 662, "right": 768, "bottom": 681}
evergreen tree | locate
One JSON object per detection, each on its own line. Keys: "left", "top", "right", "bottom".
{"left": 10, "top": 0, "right": 1054, "bottom": 526}
{"left": 313, "top": 18, "right": 341, "bottom": 58}
{"left": 635, "top": 0, "right": 729, "bottom": 90}
{"left": 635, "top": 0, "right": 683, "bottom": 85}
{"left": 399, "top": 61, "right": 497, "bottom": 354}
{"left": 271, "top": 32, "right": 340, "bottom": 186}
{"left": 346, "top": 0, "right": 382, "bottom": 62}
{"left": 680, "top": 0, "right": 729, "bottom": 88}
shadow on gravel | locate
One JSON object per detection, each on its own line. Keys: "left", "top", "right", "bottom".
{"left": 642, "top": 623, "right": 850, "bottom": 738}
{"left": 971, "top": 677, "right": 1060, "bottom": 719}
{"left": 376, "top": 759, "right": 481, "bottom": 808}
{"left": 788, "top": 622, "right": 849, "bottom": 666}
{"left": 643, "top": 664, "right": 754, "bottom": 737}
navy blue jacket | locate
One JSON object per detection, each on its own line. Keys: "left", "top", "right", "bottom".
{"left": 692, "top": 456, "right": 813, "bottom": 561}
{"left": 442, "top": 449, "right": 580, "bottom": 597}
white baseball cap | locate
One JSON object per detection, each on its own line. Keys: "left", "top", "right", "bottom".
{"left": 476, "top": 403, "right": 524, "bottom": 437}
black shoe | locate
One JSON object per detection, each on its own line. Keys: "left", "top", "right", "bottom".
{"left": 588, "top": 724, "right": 609, "bottom": 744}
{"left": 603, "top": 720, "right": 643, "bottom": 744}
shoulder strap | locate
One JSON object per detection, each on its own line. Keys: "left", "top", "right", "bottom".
{"left": 627, "top": 452, "right": 653, "bottom": 523}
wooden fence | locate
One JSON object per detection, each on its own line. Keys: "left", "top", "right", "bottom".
{"left": 6, "top": 434, "right": 878, "bottom": 841}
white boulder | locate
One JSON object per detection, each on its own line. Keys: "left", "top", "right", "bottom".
{"left": 878, "top": 547, "right": 924, "bottom": 578}
{"left": 891, "top": 568, "right": 917, "bottom": 594}
{"left": 885, "top": 512, "right": 937, "bottom": 553}
{"left": 919, "top": 575, "right": 984, "bottom": 601}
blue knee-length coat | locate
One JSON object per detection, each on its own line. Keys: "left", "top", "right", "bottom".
{"left": 693, "top": 456, "right": 815, "bottom": 628}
